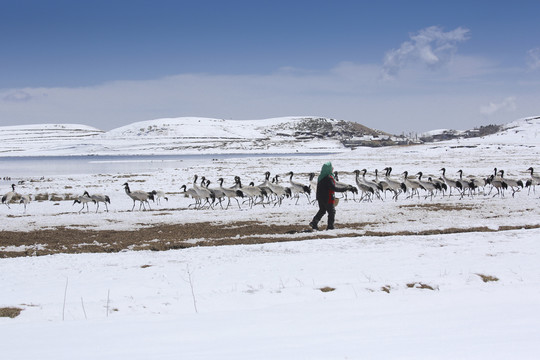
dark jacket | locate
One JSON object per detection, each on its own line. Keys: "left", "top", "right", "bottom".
{"left": 316, "top": 175, "right": 347, "bottom": 205}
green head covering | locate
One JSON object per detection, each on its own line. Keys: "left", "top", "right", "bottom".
{"left": 318, "top": 161, "right": 335, "bottom": 183}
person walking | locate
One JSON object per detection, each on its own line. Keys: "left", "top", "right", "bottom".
{"left": 309, "top": 161, "right": 354, "bottom": 230}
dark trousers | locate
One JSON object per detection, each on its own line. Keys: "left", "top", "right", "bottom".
{"left": 311, "top": 201, "right": 335, "bottom": 229}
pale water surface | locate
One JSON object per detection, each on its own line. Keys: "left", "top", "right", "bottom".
{"left": 0, "top": 153, "right": 332, "bottom": 179}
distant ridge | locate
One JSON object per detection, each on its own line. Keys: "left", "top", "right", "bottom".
{"left": 0, "top": 116, "right": 403, "bottom": 157}
{"left": 1, "top": 115, "right": 539, "bottom": 157}
{"left": 419, "top": 116, "right": 540, "bottom": 144}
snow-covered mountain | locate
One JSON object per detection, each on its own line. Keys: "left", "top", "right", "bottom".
{"left": 419, "top": 116, "right": 540, "bottom": 144}
{"left": 0, "top": 116, "right": 394, "bottom": 157}
{"left": 1, "top": 115, "right": 539, "bottom": 157}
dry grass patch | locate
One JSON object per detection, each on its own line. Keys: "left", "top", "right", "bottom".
{"left": 49, "top": 195, "right": 64, "bottom": 201}
{"left": 399, "top": 203, "right": 476, "bottom": 211}
{"left": 34, "top": 193, "right": 49, "bottom": 201}
{"left": 406, "top": 282, "right": 437, "bottom": 290}
{"left": 476, "top": 273, "right": 499, "bottom": 283}
{"left": 0, "top": 307, "right": 23, "bottom": 318}
{"left": 381, "top": 285, "right": 391, "bottom": 293}
{"left": 319, "top": 286, "right": 336, "bottom": 293}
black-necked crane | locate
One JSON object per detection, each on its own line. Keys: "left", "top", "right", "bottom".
{"left": 498, "top": 170, "right": 523, "bottom": 197}
{"left": 308, "top": 172, "right": 318, "bottom": 205}
{"left": 402, "top": 170, "right": 423, "bottom": 199}
{"left": 218, "top": 177, "right": 244, "bottom": 209}
{"left": 430, "top": 177, "right": 448, "bottom": 196}
{"left": 416, "top": 172, "right": 437, "bottom": 200}
{"left": 440, "top": 168, "right": 462, "bottom": 196}
{"left": 151, "top": 190, "right": 169, "bottom": 205}
{"left": 203, "top": 179, "right": 225, "bottom": 209}
{"left": 268, "top": 173, "right": 292, "bottom": 206}
{"left": 456, "top": 169, "right": 477, "bottom": 199}
{"left": 192, "top": 175, "right": 215, "bottom": 209}
{"left": 123, "top": 182, "right": 154, "bottom": 211}
{"left": 286, "top": 171, "right": 311, "bottom": 204}
{"left": 73, "top": 193, "right": 96, "bottom": 213}
{"left": 19, "top": 194, "right": 31, "bottom": 213}
{"left": 234, "top": 176, "right": 266, "bottom": 208}
{"left": 353, "top": 170, "right": 375, "bottom": 202}
{"left": 486, "top": 171, "right": 507, "bottom": 198}
{"left": 526, "top": 167, "right": 540, "bottom": 195}
{"left": 2, "top": 184, "right": 30, "bottom": 212}
{"left": 373, "top": 169, "right": 391, "bottom": 198}
{"left": 333, "top": 171, "right": 358, "bottom": 201}
{"left": 83, "top": 191, "right": 111, "bottom": 212}
{"left": 256, "top": 172, "right": 274, "bottom": 201}
{"left": 382, "top": 167, "right": 406, "bottom": 201}
{"left": 2, "top": 184, "right": 17, "bottom": 209}
{"left": 181, "top": 184, "right": 201, "bottom": 208}
{"left": 360, "top": 169, "right": 383, "bottom": 198}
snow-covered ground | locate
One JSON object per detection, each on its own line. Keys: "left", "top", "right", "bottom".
{"left": 2, "top": 116, "right": 540, "bottom": 359}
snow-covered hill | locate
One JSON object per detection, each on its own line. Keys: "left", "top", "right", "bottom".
{"left": 1, "top": 115, "right": 539, "bottom": 157}
{"left": 482, "top": 115, "right": 540, "bottom": 144}
{"left": 420, "top": 116, "right": 540, "bottom": 145}
{"left": 0, "top": 116, "right": 392, "bottom": 157}
{"left": 0, "top": 124, "right": 104, "bottom": 156}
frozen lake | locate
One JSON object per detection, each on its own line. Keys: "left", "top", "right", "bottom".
{"left": 0, "top": 153, "right": 335, "bottom": 178}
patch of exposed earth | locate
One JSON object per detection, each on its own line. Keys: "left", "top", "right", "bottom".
{"left": 2, "top": 220, "right": 539, "bottom": 258}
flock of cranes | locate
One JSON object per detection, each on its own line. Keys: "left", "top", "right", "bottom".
{"left": 2, "top": 167, "right": 540, "bottom": 213}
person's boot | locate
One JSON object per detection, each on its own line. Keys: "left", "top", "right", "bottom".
{"left": 309, "top": 221, "right": 319, "bottom": 230}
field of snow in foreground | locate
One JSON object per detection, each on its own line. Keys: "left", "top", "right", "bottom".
{"left": 2, "top": 231, "right": 540, "bottom": 359}
{"left": 2, "top": 135, "right": 540, "bottom": 359}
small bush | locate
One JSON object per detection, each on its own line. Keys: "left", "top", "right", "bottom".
{"left": 406, "top": 282, "right": 436, "bottom": 290}
{"left": 476, "top": 274, "right": 499, "bottom": 283}
{"left": 319, "top": 287, "right": 336, "bottom": 293}
{"left": 0, "top": 307, "right": 23, "bottom": 318}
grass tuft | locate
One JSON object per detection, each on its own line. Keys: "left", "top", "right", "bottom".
{"left": 476, "top": 273, "right": 499, "bottom": 283}
{"left": 406, "top": 282, "right": 436, "bottom": 290}
{"left": 0, "top": 307, "right": 23, "bottom": 318}
{"left": 319, "top": 287, "right": 336, "bottom": 293}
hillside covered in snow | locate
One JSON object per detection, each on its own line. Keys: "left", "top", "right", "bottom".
{"left": 419, "top": 116, "right": 540, "bottom": 144}
{"left": 1, "top": 115, "right": 539, "bottom": 157}
{"left": 0, "top": 116, "right": 398, "bottom": 157}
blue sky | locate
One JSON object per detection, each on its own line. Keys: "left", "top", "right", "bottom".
{"left": 1, "top": 0, "right": 539, "bottom": 133}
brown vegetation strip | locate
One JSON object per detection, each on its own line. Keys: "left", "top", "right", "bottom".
{"left": 398, "top": 203, "right": 476, "bottom": 211}
{"left": 0, "top": 221, "right": 351, "bottom": 258}
{"left": 1, "top": 222, "right": 539, "bottom": 259}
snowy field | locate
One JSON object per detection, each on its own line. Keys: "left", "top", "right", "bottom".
{"left": 2, "top": 121, "right": 540, "bottom": 359}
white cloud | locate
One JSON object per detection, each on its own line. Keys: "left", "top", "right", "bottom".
{"left": 527, "top": 48, "right": 540, "bottom": 70}
{"left": 0, "top": 58, "right": 538, "bottom": 134}
{"left": 3, "top": 90, "right": 33, "bottom": 102}
{"left": 382, "top": 26, "right": 470, "bottom": 79}
{"left": 480, "top": 96, "right": 517, "bottom": 116}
